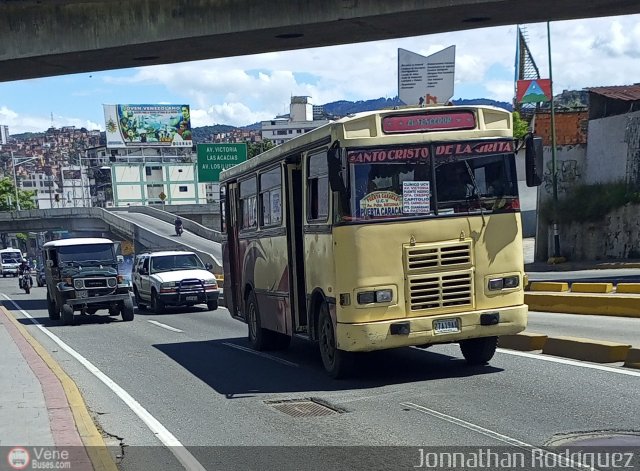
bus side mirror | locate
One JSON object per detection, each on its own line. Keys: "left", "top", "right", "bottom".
{"left": 327, "top": 147, "right": 346, "bottom": 194}
{"left": 525, "top": 134, "right": 543, "bottom": 187}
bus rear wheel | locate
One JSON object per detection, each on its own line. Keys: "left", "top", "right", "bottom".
{"left": 460, "top": 336, "right": 498, "bottom": 365}
{"left": 246, "top": 291, "right": 290, "bottom": 351}
{"left": 318, "top": 302, "right": 353, "bottom": 379}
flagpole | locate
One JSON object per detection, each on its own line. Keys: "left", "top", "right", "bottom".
{"left": 547, "top": 21, "right": 561, "bottom": 260}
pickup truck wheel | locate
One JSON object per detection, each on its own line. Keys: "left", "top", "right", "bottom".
{"left": 47, "top": 292, "right": 60, "bottom": 320}
{"left": 61, "top": 304, "right": 74, "bottom": 326}
{"left": 207, "top": 300, "right": 218, "bottom": 311}
{"left": 460, "top": 336, "right": 498, "bottom": 365}
{"left": 152, "top": 290, "right": 165, "bottom": 314}
{"left": 121, "top": 297, "right": 135, "bottom": 322}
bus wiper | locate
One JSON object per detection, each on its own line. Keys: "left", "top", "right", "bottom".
{"left": 464, "top": 161, "right": 486, "bottom": 227}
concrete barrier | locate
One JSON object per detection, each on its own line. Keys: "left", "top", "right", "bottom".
{"left": 498, "top": 332, "right": 548, "bottom": 351}
{"left": 525, "top": 292, "right": 640, "bottom": 318}
{"left": 529, "top": 282, "right": 569, "bottom": 292}
{"left": 571, "top": 282, "right": 613, "bottom": 293}
{"left": 624, "top": 348, "right": 640, "bottom": 369}
{"left": 542, "top": 336, "right": 631, "bottom": 363}
{"left": 616, "top": 283, "right": 640, "bottom": 294}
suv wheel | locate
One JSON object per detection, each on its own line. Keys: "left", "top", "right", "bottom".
{"left": 207, "top": 300, "right": 218, "bottom": 311}
{"left": 61, "top": 304, "right": 74, "bottom": 326}
{"left": 121, "top": 296, "right": 135, "bottom": 322}
{"left": 133, "top": 286, "right": 146, "bottom": 310}
{"left": 152, "top": 290, "right": 165, "bottom": 314}
{"left": 47, "top": 292, "right": 60, "bottom": 320}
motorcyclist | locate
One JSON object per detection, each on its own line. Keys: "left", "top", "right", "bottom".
{"left": 174, "top": 216, "right": 183, "bottom": 235}
{"left": 18, "top": 260, "right": 31, "bottom": 288}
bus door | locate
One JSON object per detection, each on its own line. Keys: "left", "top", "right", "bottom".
{"left": 285, "top": 162, "right": 308, "bottom": 334}
{"left": 226, "top": 183, "right": 243, "bottom": 319}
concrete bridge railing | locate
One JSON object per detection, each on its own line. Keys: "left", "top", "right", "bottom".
{"left": 110, "top": 205, "right": 222, "bottom": 242}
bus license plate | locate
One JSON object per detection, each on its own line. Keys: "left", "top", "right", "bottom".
{"left": 434, "top": 318, "right": 460, "bottom": 334}
{"left": 186, "top": 296, "right": 198, "bottom": 302}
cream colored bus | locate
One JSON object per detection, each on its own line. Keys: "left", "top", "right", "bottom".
{"left": 219, "top": 105, "right": 542, "bottom": 378}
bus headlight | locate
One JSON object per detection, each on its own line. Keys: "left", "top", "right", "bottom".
{"left": 488, "top": 276, "right": 519, "bottom": 291}
{"left": 357, "top": 289, "right": 393, "bottom": 304}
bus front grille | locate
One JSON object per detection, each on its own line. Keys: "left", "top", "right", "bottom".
{"left": 408, "top": 271, "right": 473, "bottom": 311}
{"left": 405, "top": 241, "right": 471, "bottom": 271}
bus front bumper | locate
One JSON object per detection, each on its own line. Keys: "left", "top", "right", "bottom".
{"left": 336, "top": 304, "right": 527, "bottom": 352}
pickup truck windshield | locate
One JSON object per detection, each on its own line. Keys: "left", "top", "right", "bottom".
{"left": 150, "top": 254, "right": 204, "bottom": 274}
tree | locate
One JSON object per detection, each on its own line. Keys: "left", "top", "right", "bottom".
{"left": 247, "top": 139, "right": 275, "bottom": 159}
{"left": 512, "top": 111, "right": 529, "bottom": 140}
{"left": 0, "top": 177, "right": 37, "bottom": 211}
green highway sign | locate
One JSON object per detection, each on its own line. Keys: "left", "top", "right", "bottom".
{"left": 197, "top": 143, "right": 248, "bottom": 182}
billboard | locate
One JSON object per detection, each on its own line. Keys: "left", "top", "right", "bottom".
{"left": 197, "top": 143, "right": 247, "bottom": 182}
{"left": 103, "top": 104, "right": 193, "bottom": 148}
{"left": 398, "top": 46, "right": 455, "bottom": 106}
{"left": 516, "top": 79, "right": 552, "bottom": 103}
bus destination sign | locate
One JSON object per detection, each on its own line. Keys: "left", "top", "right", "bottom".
{"left": 382, "top": 111, "right": 476, "bottom": 134}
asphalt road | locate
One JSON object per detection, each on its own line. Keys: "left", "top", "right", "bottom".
{"left": 2, "top": 279, "right": 639, "bottom": 471}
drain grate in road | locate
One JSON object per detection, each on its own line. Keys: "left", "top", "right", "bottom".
{"left": 265, "top": 399, "right": 343, "bottom": 418}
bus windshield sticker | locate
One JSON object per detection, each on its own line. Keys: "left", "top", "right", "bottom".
{"left": 348, "top": 146, "right": 429, "bottom": 164}
{"left": 359, "top": 191, "right": 403, "bottom": 217}
{"left": 382, "top": 111, "right": 476, "bottom": 133}
{"left": 402, "top": 181, "right": 431, "bottom": 214}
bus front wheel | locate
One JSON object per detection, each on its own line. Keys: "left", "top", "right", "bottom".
{"left": 460, "top": 336, "right": 498, "bottom": 365}
{"left": 318, "top": 302, "right": 353, "bottom": 379}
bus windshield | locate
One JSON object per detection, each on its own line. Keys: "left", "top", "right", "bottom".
{"left": 342, "top": 145, "right": 518, "bottom": 222}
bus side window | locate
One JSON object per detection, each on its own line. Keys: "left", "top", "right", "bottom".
{"left": 260, "top": 167, "right": 282, "bottom": 227}
{"left": 307, "top": 152, "right": 329, "bottom": 222}
{"left": 239, "top": 176, "right": 257, "bottom": 230}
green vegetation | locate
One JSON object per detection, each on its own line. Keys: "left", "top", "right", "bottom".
{"left": 247, "top": 139, "right": 275, "bottom": 159}
{"left": 0, "top": 177, "right": 37, "bottom": 211}
{"left": 540, "top": 181, "right": 640, "bottom": 224}
{"left": 512, "top": 112, "right": 529, "bottom": 140}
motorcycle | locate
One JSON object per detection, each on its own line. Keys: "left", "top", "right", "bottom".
{"left": 175, "top": 224, "right": 183, "bottom": 236}
{"left": 20, "top": 270, "right": 33, "bottom": 294}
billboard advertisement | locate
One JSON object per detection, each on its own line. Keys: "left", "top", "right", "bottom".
{"left": 398, "top": 46, "right": 455, "bottom": 106}
{"left": 103, "top": 104, "right": 193, "bottom": 148}
{"left": 197, "top": 143, "right": 247, "bottom": 182}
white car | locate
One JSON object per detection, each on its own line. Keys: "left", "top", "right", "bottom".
{"left": 132, "top": 250, "right": 219, "bottom": 313}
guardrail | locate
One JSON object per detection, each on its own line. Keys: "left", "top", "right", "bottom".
{"left": 110, "top": 206, "right": 222, "bottom": 242}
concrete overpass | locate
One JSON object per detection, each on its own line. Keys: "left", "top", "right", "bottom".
{"left": 2, "top": 1, "right": 640, "bottom": 82}
{"left": 0, "top": 207, "right": 222, "bottom": 272}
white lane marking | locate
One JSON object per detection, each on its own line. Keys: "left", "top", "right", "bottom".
{"left": 401, "top": 402, "right": 597, "bottom": 471}
{"left": 147, "top": 320, "right": 184, "bottom": 333}
{"left": 497, "top": 348, "right": 640, "bottom": 377}
{"left": 2, "top": 294, "right": 206, "bottom": 471}
{"left": 222, "top": 342, "right": 299, "bottom": 367}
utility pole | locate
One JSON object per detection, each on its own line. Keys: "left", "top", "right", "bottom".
{"left": 547, "top": 21, "right": 561, "bottom": 260}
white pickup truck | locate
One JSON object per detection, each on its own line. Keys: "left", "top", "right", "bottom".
{"left": 131, "top": 250, "right": 219, "bottom": 314}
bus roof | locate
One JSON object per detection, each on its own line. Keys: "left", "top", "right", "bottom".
{"left": 43, "top": 238, "right": 114, "bottom": 248}
{"left": 0, "top": 247, "right": 21, "bottom": 252}
{"left": 218, "top": 105, "right": 511, "bottom": 182}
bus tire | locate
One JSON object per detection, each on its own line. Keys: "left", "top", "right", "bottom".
{"left": 318, "top": 302, "right": 353, "bottom": 379}
{"left": 460, "top": 336, "right": 498, "bottom": 365}
{"left": 47, "top": 292, "right": 60, "bottom": 320}
{"left": 247, "top": 291, "right": 268, "bottom": 350}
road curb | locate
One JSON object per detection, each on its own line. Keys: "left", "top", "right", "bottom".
{"left": 624, "top": 348, "right": 640, "bottom": 369}
{"left": 542, "top": 335, "right": 631, "bottom": 363}
{"left": 524, "top": 292, "right": 640, "bottom": 318}
{"left": 498, "top": 332, "right": 548, "bottom": 351}
{"left": 0, "top": 306, "right": 117, "bottom": 471}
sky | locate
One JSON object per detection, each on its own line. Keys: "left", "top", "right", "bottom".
{"left": 1, "top": 14, "right": 639, "bottom": 135}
